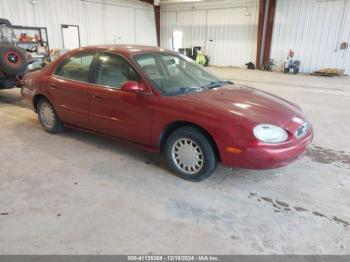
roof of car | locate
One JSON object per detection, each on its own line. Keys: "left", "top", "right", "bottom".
{"left": 77, "top": 45, "right": 169, "bottom": 56}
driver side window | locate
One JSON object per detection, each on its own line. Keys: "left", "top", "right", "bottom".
{"left": 94, "top": 53, "right": 140, "bottom": 89}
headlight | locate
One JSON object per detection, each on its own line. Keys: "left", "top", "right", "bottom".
{"left": 253, "top": 124, "right": 288, "bottom": 143}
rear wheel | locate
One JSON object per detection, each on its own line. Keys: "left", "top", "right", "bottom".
{"left": 37, "top": 98, "right": 64, "bottom": 133}
{"left": 165, "top": 126, "right": 218, "bottom": 182}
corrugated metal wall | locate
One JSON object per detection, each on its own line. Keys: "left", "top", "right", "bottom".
{"left": 271, "top": 0, "right": 350, "bottom": 73}
{"left": 206, "top": 6, "right": 259, "bottom": 66}
{"left": 160, "top": 10, "right": 207, "bottom": 49}
{"left": 160, "top": 0, "right": 259, "bottom": 67}
{"left": 0, "top": 0, "right": 157, "bottom": 49}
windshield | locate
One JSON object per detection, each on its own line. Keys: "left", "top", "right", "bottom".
{"left": 134, "top": 52, "right": 232, "bottom": 96}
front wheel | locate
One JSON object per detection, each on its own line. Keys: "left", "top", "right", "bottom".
{"left": 165, "top": 127, "right": 218, "bottom": 182}
{"left": 37, "top": 98, "right": 64, "bottom": 133}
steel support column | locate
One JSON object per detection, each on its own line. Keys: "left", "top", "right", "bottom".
{"left": 256, "top": 0, "right": 276, "bottom": 69}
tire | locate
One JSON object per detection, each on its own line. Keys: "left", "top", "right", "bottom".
{"left": 37, "top": 98, "right": 64, "bottom": 134}
{"left": 165, "top": 126, "right": 218, "bottom": 182}
{"left": 0, "top": 45, "right": 28, "bottom": 75}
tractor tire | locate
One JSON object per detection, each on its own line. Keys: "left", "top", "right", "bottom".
{"left": 0, "top": 45, "right": 28, "bottom": 75}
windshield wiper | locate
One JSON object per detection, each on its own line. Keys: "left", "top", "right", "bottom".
{"left": 166, "top": 87, "right": 202, "bottom": 96}
{"left": 201, "top": 80, "right": 233, "bottom": 89}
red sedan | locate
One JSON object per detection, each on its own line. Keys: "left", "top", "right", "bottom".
{"left": 21, "top": 45, "right": 313, "bottom": 181}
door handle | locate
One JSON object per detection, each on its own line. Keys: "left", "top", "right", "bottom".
{"left": 91, "top": 94, "right": 103, "bottom": 100}
{"left": 49, "top": 83, "right": 57, "bottom": 90}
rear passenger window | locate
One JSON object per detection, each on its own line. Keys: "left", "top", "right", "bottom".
{"left": 55, "top": 53, "right": 95, "bottom": 82}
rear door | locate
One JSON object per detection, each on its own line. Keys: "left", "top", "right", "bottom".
{"left": 50, "top": 52, "right": 96, "bottom": 128}
{"left": 88, "top": 52, "right": 153, "bottom": 145}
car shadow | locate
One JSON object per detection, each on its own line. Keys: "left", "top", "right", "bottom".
{"left": 11, "top": 113, "right": 291, "bottom": 189}
{"left": 0, "top": 89, "right": 29, "bottom": 109}
{"left": 64, "top": 128, "right": 169, "bottom": 170}
{"left": 57, "top": 129, "right": 259, "bottom": 185}
{"left": 12, "top": 119, "right": 172, "bottom": 175}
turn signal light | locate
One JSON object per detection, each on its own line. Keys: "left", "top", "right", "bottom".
{"left": 226, "top": 147, "right": 242, "bottom": 154}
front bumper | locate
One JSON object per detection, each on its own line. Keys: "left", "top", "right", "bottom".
{"left": 217, "top": 128, "right": 313, "bottom": 169}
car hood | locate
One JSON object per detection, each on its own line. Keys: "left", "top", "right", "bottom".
{"left": 179, "top": 84, "right": 305, "bottom": 127}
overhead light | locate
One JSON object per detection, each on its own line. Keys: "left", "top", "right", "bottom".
{"left": 31, "top": 0, "right": 38, "bottom": 4}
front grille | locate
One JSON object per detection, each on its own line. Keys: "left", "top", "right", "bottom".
{"left": 295, "top": 122, "right": 309, "bottom": 139}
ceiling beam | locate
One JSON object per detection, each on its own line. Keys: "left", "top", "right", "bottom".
{"left": 138, "top": 0, "right": 154, "bottom": 5}
{"left": 138, "top": 0, "right": 161, "bottom": 46}
{"left": 256, "top": 0, "right": 276, "bottom": 69}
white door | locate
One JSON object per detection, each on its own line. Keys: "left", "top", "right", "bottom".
{"left": 172, "top": 30, "right": 183, "bottom": 51}
{"left": 62, "top": 25, "right": 80, "bottom": 50}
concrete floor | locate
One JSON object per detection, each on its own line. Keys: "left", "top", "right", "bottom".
{"left": 0, "top": 68, "right": 349, "bottom": 254}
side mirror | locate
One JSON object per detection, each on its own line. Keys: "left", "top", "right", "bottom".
{"left": 121, "top": 81, "right": 146, "bottom": 94}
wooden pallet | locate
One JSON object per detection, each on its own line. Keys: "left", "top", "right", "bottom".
{"left": 312, "top": 68, "right": 345, "bottom": 77}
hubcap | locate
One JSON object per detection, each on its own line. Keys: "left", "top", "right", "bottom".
{"left": 6, "top": 52, "right": 19, "bottom": 64}
{"left": 40, "top": 102, "right": 55, "bottom": 129}
{"left": 171, "top": 138, "right": 204, "bottom": 175}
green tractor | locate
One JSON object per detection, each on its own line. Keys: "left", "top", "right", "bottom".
{"left": 0, "top": 18, "right": 28, "bottom": 89}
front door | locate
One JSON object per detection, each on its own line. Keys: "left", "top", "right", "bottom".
{"left": 50, "top": 52, "right": 96, "bottom": 128}
{"left": 88, "top": 52, "right": 153, "bottom": 145}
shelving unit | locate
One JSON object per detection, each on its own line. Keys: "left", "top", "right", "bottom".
{"left": 11, "top": 25, "right": 51, "bottom": 69}
{"left": 12, "top": 25, "right": 49, "bottom": 48}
